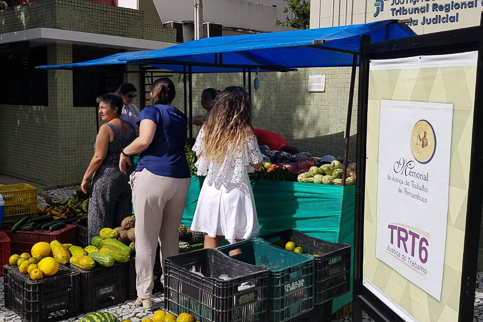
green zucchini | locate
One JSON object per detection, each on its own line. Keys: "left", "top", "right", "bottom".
{"left": 41, "top": 220, "right": 58, "bottom": 230}
{"left": 49, "top": 222, "right": 66, "bottom": 231}
{"left": 49, "top": 221, "right": 66, "bottom": 231}
{"left": 11, "top": 215, "right": 30, "bottom": 232}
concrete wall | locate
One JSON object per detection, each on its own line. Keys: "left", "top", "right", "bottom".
{"left": 310, "top": 0, "right": 483, "bottom": 35}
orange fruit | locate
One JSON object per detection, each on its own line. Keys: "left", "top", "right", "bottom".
{"left": 38, "top": 257, "right": 59, "bottom": 276}
{"left": 176, "top": 313, "right": 195, "bottom": 322}
{"left": 153, "top": 310, "right": 167, "bottom": 322}
{"left": 9, "top": 254, "right": 20, "bottom": 265}
{"left": 31, "top": 242, "right": 52, "bottom": 258}
{"left": 294, "top": 247, "right": 304, "bottom": 254}
{"left": 285, "top": 241, "right": 296, "bottom": 251}
{"left": 27, "top": 263, "right": 38, "bottom": 274}
{"left": 19, "top": 261, "right": 30, "bottom": 274}
{"left": 29, "top": 268, "right": 43, "bottom": 280}
{"left": 164, "top": 313, "right": 176, "bottom": 321}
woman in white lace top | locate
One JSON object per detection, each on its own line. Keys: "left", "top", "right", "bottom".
{"left": 191, "top": 86, "right": 263, "bottom": 248}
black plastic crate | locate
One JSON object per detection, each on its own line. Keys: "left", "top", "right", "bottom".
{"left": 165, "top": 248, "right": 270, "bottom": 322}
{"left": 76, "top": 223, "right": 88, "bottom": 248}
{"left": 218, "top": 239, "right": 314, "bottom": 322}
{"left": 289, "top": 301, "right": 332, "bottom": 322}
{"left": 127, "top": 254, "right": 163, "bottom": 300}
{"left": 71, "top": 262, "right": 127, "bottom": 312}
{"left": 260, "top": 229, "right": 351, "bottom": 305}
{"left": 4, "top": 264, "right": 81, "bottom": 322}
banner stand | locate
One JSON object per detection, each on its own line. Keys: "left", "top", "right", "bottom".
{"left": 353, "top": 13, "right": 483, "bottom": 322}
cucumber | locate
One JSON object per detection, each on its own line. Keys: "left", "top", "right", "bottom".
{"left": 28, "top": 215, "right": 55, "bottom": 224}
{"left": 34, "top": 222, "right": 44, "bottom": 230}
{"left": 11, "top": 215, "right": 30, "bottom": 232}
{"left": 49, "top": 222, "right": 66, "bottom": 231}
{"left": 40, "top": 220, "right": 58, "bottom": 230}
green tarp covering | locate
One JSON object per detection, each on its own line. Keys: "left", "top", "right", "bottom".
{"left": 181, "top": 176, "right": 355, "bottom": 313}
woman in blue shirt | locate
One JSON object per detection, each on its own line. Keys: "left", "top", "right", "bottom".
{"left": 119, "top": 78, "right": 190, "bottom": 309}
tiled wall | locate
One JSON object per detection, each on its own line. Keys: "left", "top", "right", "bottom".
{"left": 0, "top": 43, "right": 97, "bottom": 187}
{"left": 0, "top": 0, "right": 176, "bottom": 43}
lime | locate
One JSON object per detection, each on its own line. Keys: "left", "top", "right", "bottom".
{"left": 9, "top": 254, "right": 20, "bottom": 265}
{"left": 17, "top": 257, "right": 27, "bottom": 266}
{"left": 28, "top": 257, "right": 39, "bottom": 264}
{"left": 20, "top": 253, "right": 31, "bottom": 260}
{"left": 285, "top": 241, "right": 296, "bottom": 251}
{"left": 27, "top": 263, "right": 38, "bottom": 274}
{"left": 294, "top": 247, "right": 304, "bottom": 254}
{"left": 29, "top": 268, "right": 43, "bottom": 280}
{"left": 19, "top": 261, "right": 30, "bottom": 274}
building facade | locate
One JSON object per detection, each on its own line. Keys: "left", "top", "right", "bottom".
{"left": 0, "top": 0, "right": 298, "bottom": 187}
{"left": 0, "top": 0, "right": 176, "bottom": 186}
{"left": 310, "top": 0, "right": 483, "bottom": 34}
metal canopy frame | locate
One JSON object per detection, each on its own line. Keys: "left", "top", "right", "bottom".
{"left": 353, "top": 16, "right": 483, "bottom": 322}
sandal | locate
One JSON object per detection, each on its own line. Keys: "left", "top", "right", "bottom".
{"left": 134, "top": 297, "right": 152, "bottom": 309}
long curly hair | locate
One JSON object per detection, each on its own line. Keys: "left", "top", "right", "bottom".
{"left": 201, "top": 86, "right": 254, "bottom": 164}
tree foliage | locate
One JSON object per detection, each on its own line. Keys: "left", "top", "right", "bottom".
{"left": 277, "top": 0, "right": 310, "bottom": 30}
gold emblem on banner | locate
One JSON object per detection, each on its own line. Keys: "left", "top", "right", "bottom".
{"left": 410, "top": 120, "right": 436, "bottom": 164}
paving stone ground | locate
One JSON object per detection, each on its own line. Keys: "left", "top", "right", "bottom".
{"left": 1, "top": 186, "right": 483, "bottom": 321}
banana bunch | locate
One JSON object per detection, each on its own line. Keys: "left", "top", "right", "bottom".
{"left": 39, "top": 188, "right": 89, "bottom": 220}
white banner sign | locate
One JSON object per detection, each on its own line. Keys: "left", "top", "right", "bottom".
{"left": 376, "top": 100, "right": 453, "bottom": 301}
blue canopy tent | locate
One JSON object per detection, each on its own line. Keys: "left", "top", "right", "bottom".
{"left": 38, "top": 20, "right": 415, "bottom": 72}
{"left": 119, "top": 20, "right": 415, "bottom": 72}
{"left": 37, "top": 19, "right": 415, "bottom": 137}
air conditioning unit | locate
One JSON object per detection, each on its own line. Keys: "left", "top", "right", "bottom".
{"left": 164, "top": 21, "right": 184, "bottom": 43}
{"left": 203, "top": 22, "right": 223, "bottom": 38}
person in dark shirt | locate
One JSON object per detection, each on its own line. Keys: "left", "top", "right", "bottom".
{"left": 119, "top": 78, "right": 190, "bottom": 309}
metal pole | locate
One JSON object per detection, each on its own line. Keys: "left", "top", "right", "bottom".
{"left": 94, "top": 71, "right": 99, "bottom": 133}
{"left": 353, "top": 35, "right": 371, "bottom": 322}
{"left": 183, "top": 65, "right": 187, "bottom": 116}
{"left": 247, "top": 68, "right": 252, "bottom": 100}
{"left": 188, "top": 65, "right": 193, "bottom": 138}
{"left": 342, "top": 55, "right": 358, "bottom": 185}
{"left": 243, "top": 68, "right": 246, "bottom": 87}
{"left": 194, "top": 0, "right": 203, "bottom": 40}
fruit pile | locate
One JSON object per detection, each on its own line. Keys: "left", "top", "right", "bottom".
{"left": 79, "top": 309, "right": 196, "bottom": 322}
{"left": 297, "top": 160, "right": 356, "bottom": 185}
{"left": 8, "top": 241, "right": 60, "bottom": 280}
{"left": 39, "top": 187, "right": 89, "bottom": 222}
{"left": 284, "top": 241, "right": 304, "bottom": 254}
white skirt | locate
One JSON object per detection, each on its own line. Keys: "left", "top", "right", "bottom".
{"left": 191, "top": 180, "right": 259, "bottom": 244}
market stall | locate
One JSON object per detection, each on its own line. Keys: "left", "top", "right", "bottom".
{"left": 37, "top": 19, "right": 416, "bottom": 313}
